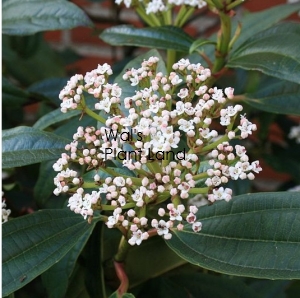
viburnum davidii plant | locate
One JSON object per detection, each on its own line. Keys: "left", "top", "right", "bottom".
{"left": 53, "top": 57, "right": 261, "bottom": 242}
{"left": 2, "top": 0, "right": 300, "bottom": 297}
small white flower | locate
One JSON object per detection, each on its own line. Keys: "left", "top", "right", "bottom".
{"left": 2, "top": 199, "right": 11, "bottom": 224}
{"left": 288, "top": 124, "right": 300, "bottom": 143}
{"left": 192, "top": 222, "right": 202, "bottom": 232}
{"left": 128, "top": 230, "right": 149, "bottom": 245}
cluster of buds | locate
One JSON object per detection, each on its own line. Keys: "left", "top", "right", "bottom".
{"left": 2, "top": 193, "right": 11, "bottom": 224}
{"left": 53, "top": 56, "right": 261, "bottom": 245}
{"left": 115, "top": 0, "right": 207, "bottom": 15}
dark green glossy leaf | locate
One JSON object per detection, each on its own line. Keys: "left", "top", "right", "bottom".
{"left": 189, "top": 38, "right": 216, "bottom": 54}
{"left": 135, "top": 277, "right": 189, "bottom": 298}
{"left": 263, "top": 151, "right": 300, "bottom": 183}
{"left": 135, "top": 273, "right": 262, "bottom": 298}
{"left": 2, "top": 210, "right": 101, "bottom": 296}
{"left": 228, "top": 23, "right": 300, "bottom": 84}
{"left": 232, "top": 3, "right": 300, "bottom": 50}
{"left": 41, "top": 226, "right": 94, "bottom": 298}
{"left": 34, "top": 160, "right": 58, "bottom": 207}
{"left": 65, "top": 263, "right": 91, "bottom": 298}
{"left": 167, "top": 192, "right": 300, "bottom": 279}
{"left": 3, "top": 35, "right": 65, "bottom": 86}
{"left": 33, "top": 108, "right": 82, "bottom": 130}
{"left": 244, "top": 79, "right": 300, "bottom": 115}
{"left": 2, "top": 126, "right": 70, "bottom": 168}
{"left": 126, "top": 236, "right": 186, "bottom": 288}
{"left": 250, "top": 280, "right": 290, "bottom": 298}
{"left": 53, "top": 110, "right": 97, "bottom": 140}
{"left": 2, "top": 77, "right": 29, "bottom": 106}
{"left": 168, "top": 273, "right": 262, "bottom": 298}
{"left": 100, "top": 25, "right": 193, "bottom": 52}
{"left": 84, "top": 223, "right": 107, "bottom": 298}
{"left": 28, "top": 78, "right": 69, "bottom": 107}
{"left": 33, "top": 96, "right": 99, "bottom": 130}
{"left": 2, "top": 0, "right": 93, "bottom": 35}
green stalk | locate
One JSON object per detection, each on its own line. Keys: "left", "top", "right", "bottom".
{"left": 177, "top": 6, "right": 195, "bottom": 28}
{"left": 171, "top": 194, "right": 181, "bottom": 207}
{"left": 212, "top": 11, "right": 231, "bottom": 74}
{"left": 136, "top": 6, "right": 161, "bottom": 26}
{"left": 162, "top": 5, "right": 172, "bottom": 25}
{"left": 201, "top": 134, "right": 229, "bottom": 152}
{"left": 101, "top": 202, "right": 136, "bottom": 211}
{"left": 115, "top": 235, "right": 131, "bottom": 262}
{"left": 188, "top": 187, "right": 209, "bottom": 194}
{"left": 114, "top": 236, "right": 130, "bottom": 296}
{"left": 193, "top": 172, "right": 209, "bottom": 181}
{"left": 174, "top": 5, "right": 187, "bottom": 26}
{"left": 166, "top": 49, "right": 176, "bottom": 74}
{"left": 227, "top": 0, "right": 245, "bottom": 10}
{"left": 211, "top": 0, "right": 223, "bottom": 9}
{"left": 147, "top": 160, "right": 163, "bottom": 174}
{"left": 84, "top": 106, "right": 106, "bottom": 124}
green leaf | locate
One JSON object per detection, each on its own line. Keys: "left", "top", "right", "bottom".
{"left": 232, "top": 3, "right": 300, "bottom": 50}
{"left": 34, "top": 160, "right": 59, "bottom": 207}
{"left": 2, "top": 0, "right": 93, "bottom": 35}
{"left": 109, "top": 292, "right": 135, "bottom": 298}
{"left": 168, "top": 273, "right": 262, "bottom": 298}
{"left": 2, "top": 126, "right": 70, "bottom": 168}
{"left": 136, "top": 273, "right": 262, "bottom": 298}
{"left": 100, "top": 25, "right": 193, "bottom": 52}
{"left": 33, "top": 108, "right": 82, "bottom": 130}
{"left": 64, "top": 263, "right": 91, "bottom": 298}
{"left": 41, "top": 226, "right": 94, "bottom": 298}
{"left": 250, "top": 280, "right": 290, "bottom": 298}
{"left": 228, "top": 23, "right": 300, "bottom": 84}
{"left": 28, "top": 77, "right": 69, "bottom": 107}
{"left": 33, "top": 96, "right": 99, "bottom": 130}
{"left": 136, "top": 277, "right": 190, "bottom": 298}
{"left": 3, "top": 35, "right": 65, "bottom": 86}
{"left": 2, "top": 209, "right": 101, "bottom": 296}
{"left": 189, "top": 38, "right": 216, "bottom": 54}
{"left": 2, "top": 77, "right": 29, "bottom": 106}
{"left": 244, "top": 79, "right": 300, "bottom": 115}
{"left": 167, "top": 192, "right": 300, "bottom": 279}
{"left": 84, "top": 223, "right": 106, "bottom": 298}
{"left": 126, "top": 236, "right": 186, "bottom": 288}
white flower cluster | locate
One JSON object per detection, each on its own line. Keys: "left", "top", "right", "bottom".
{"left": 59, "top": 63, "right": 119, "bottom": 114}
{"left": 288, "top": 124, "right": 300, "bottom": 144}
{"left": 206, "top": 143, "right": 261, "bottom": 202}
{"left": 2, "top": 196, "right": 11, "bottom": 224}
{"left": 54, "top": 56, "right": 261, "bottom": 245}
{"left": 115, "top": 0, "right": 207, "bottom": 14}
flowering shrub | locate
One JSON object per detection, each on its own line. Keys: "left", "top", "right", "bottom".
{"left": 2, "top": 0, "right": 300, "bottom": 297}
{"left": 53, "top": 57, "right": 261, "bottom": 246}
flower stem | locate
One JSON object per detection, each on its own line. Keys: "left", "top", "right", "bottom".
{"left": 177, "top": 6, "right": 195, "bottom": 27}
{"left": 84, "top": 106, "right": 106, "bottom": 124}
{"left": 193, "top": 172, "right": 209, "bottom": 181}
{"left": 115, "top": 235, "right": 131, "bottom": 262}
{"left": 167, "top": 49, "right": 176, "bottom": 74}
{"left": 101, "top": 203, "right": 135, "bottom": 211}
{"left": 136, "top": 6, "right": 161, "bottom": 26}
{"left": 212, "top": 11, "right": 231, "bottom": 74}
{"left": 114, "top": 242, "right": 130, "bottom": 297}
{"left": 188, "top": 187, "right": 209, "bottom": 194}
{"left": 201, "top": 134, "right": 229, "bottom": 152}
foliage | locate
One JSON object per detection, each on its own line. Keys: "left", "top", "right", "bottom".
{"left": 2, "top": 0, "right": 300, "bottom": 297}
